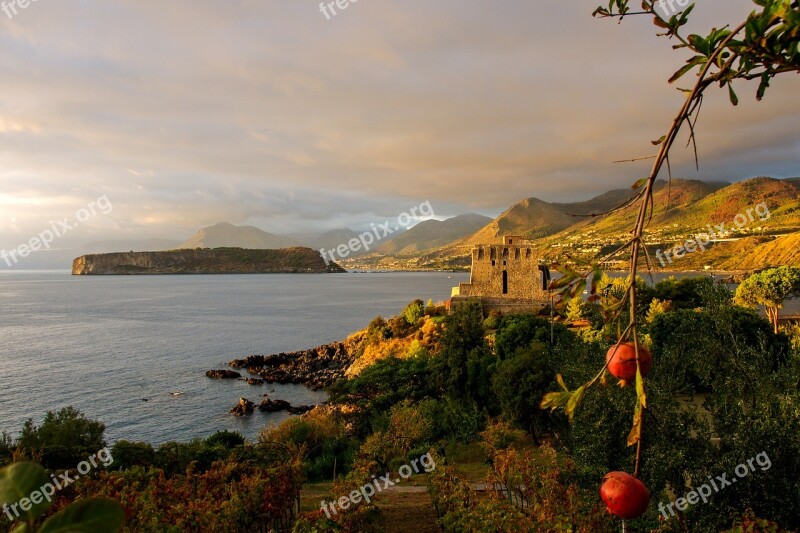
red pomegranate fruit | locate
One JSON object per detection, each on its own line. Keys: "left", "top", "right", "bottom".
{"left": 606, "top": 342, "right": 652, "bottom": 383}
{"left": 600, "top": 471, "right": 650, "bottom": 520}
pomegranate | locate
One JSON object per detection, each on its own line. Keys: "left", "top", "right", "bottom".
{"left": 600, "top": 471, "right": 650, "bottom": 520}
{"left": 606, "top": 342, "right": 652, "bottom": 383}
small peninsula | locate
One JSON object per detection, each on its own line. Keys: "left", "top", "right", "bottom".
{"left": 72, "top": 247, "right": 345, "bottom": 275}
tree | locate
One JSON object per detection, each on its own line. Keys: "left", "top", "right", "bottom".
{"left": 402, "top": 299, "right": 425, "bottom": 325}
{"left": 735, "top": 266, "right": 800, "bottom": 333}
{"left": 492, "top": 344, "right": 554, "bottom": 443}
{"left": 17, "top": 407, "right": 106, "bottom": 469}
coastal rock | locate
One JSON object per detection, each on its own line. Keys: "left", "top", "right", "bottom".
{"left": 258, "top": 397, "right": 291, "bottom": 412}
{"left": 242, "top": 377, "right": 265, "bottom": 385}
{"left": 206, "top": 369, "right": 242, "bottom": 379}
{"left": 286, "top": 404, "right": 315, "bottom": 415}
{"left": 228, "top": 333, "right": 364, "bottom": 391}
{"left": 230, "top": 397, "right": 255, "bottom": 416}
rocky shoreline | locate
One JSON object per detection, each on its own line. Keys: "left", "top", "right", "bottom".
{"left": 208, "top": 332, "right": 365, "bottom": 417}
{"left": 227, "top": 333, "right": 364, "bottom": 391}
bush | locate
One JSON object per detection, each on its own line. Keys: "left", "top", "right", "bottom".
{"left": 109, "top": 441, "right": 156, "bottom": 471}
{"left": 17, "top": 407, "right": 106, "bottom": 469}
{"left": 205, "top": 430, "right": 245, "bottom": 449}
{"left": 261, "top": 409, "right": 356, "bottom": 482}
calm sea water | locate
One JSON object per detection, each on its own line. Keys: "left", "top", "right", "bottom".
{"left": 0, "top": 271, "right": 469, "bottom": 445}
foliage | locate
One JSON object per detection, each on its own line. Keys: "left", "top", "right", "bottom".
{"left": 109, "top": 441, "right": 155, "bottom": 472}
{"left": 0, "top": 432, "right": 13, "bottom": 467}
{"left": 327, "top": 355, "right": 438, "bottom": 437}
{"left": 0, "top": 461, "right": 124, "bottom": 532}
{"left": 417, "top": 398, "right": 485, "bottom": 444}
{"left": 492, "top": 344, "right": 555, "bottom": 441}
{"left": 357, "top": 401, "right": 433, "bottom": 473}
{"left": 429, "top": 446, "right": 615, "bottom": 532}
{"left": 432, "top": 300, "right": 495, "bottom": 410}
{"left": 483, "top": 309, "right": 502, "bottom": 330}
{"left": 735, "top": 266, "right": 800, "bottom": 333}
{"left": 205, "top": 430, "right": 245, "bottom": 449}
{"left": 17, "top": 407, "right": 106, "bottom": 470}
{"left": 261, "top": 409, "right": 356, "bottom": 482}
{"left": 652, "top": 276, "right": 713, "bottom": 310}
{"left": 645, "top": 297, "right": 672, "bottom": 324}
{"left": 62, "top": 458, "right": 303, "bottom": 533}
{"left": 401, "top": 299, "right": 425, "bottom": 325}
{"left": 564, "top": 287, "right": 799, "bottom": 530}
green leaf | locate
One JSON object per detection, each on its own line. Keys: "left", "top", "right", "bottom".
{"left": 0, "top": 462, "right": 52, "bottom": 523}
{"left": 556, "top": 373, "right": 569, "bottom": 392}
{"left": 38, "top": 498, "right": 125, "bottom": 533}
{"left": 631, "top": 177, "right": 648, "bottom": 189}
{"left": 635, "top": 367, "right": 647, "bottom": 409}
{"left": 565, "top": 386, "right": 586, "bottom": 422}
{"left": 728, "top": 83, "right": 739, "bottom": 106}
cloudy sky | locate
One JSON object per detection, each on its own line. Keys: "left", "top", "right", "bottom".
{"left": 0, "top": 0, "right": 798, "bottom": 253}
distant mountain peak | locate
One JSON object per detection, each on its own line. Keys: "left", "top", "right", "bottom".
{"left": 178, "top": 222, "right": 302, "bottom": 250}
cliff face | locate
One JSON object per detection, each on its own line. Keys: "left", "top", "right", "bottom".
{"left": 72, "top": 247, "right": 345, "bottom": 275}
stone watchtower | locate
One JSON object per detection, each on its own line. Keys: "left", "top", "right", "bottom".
{"left": 450, "top": 236, "right": 551, "bottom": 315}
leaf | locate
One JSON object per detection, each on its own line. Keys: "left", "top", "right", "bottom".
{"left": 635, "top": 367, "right": 647, "bottom": 409}
{"left": 651, "top": 136, "right": 666, "bottom": 146}
{"left": 728, "top": 84, "right": 739, "bottom": 106}
{"left": 38, "top": 498, "right": 125, "bottom": 533}
{"left": 0, "top": 462, "right": 52, "bottom": 523}
{"left": 627, "top": 402, "right": 643, "bottom": 446}
{"left": 540, "top": 391, "right": 571, "bottom": 412}
{"left": 631, "top": 177, "right": 648, "bottom": 190}
{"left": 556, "top": 373, "right": 569, "bottom": 392}
{"left": 653, "top": 16, "right": 669, "bottom": 29}
{"left": 565, "top": 386, "right": 586, "bottom": 422}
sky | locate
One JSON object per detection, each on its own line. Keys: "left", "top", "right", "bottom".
{"left": 0, "top": 0, "right": 798, "bottom": 257}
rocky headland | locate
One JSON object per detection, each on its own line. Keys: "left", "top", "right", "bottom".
{"left": 72, "top": 247, "right": 345, "bottom": 275}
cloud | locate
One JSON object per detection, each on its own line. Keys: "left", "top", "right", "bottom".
{"left": 0, "top": 0, "right": 797, "bottom": 246}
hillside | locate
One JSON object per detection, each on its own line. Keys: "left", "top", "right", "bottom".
{"left": 178, "top": 222, "right": 302, "bottom": 250}
{"left": 72, "top": 247, "right": 345, "bottom": 275}
{"left": 377, "top": 214, "right": 492, "bottom": 255}
{"left": 667, "top": 233, "right": 800, "bottom": 271}
{"left": 464, "top": 198, "right": 577, "bottom": 244}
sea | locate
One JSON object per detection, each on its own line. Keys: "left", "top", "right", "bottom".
{"left": 0, "top": 271, "right": 469, "bottom": 445}
{"left": 1, "top": 270, "right": 794, "bottom": 446}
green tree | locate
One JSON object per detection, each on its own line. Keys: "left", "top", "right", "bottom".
{"left": 735, "top": 266, "right": 800, "bottom": 333}
{"left": 492, "top": 344, "right": 554, "bottom": 443}
{"left": 402, "top": 299, "right": 425, "bottom": 325}
{"left": 434, "top": 300, "right": 491, "bottom": 404}
{"left": 17, "top": 407, "right": 106, "bottom": 469}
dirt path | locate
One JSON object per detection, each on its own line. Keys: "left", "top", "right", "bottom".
{"left": 374, "top": 488, "right": 440, "bottom": 532}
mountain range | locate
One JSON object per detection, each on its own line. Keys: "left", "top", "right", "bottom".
{"left": 62, "top": 176, "right": 800, "bottom": 272}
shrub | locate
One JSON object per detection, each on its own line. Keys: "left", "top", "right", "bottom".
{"left": 205, "top": 430, "right": 245, "bottom": 449}
{"left": 261, "top": 409, "right": 356, "bottom": 482}
{"left": 109, "top": 441, "right": 156, "bottom": 471}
